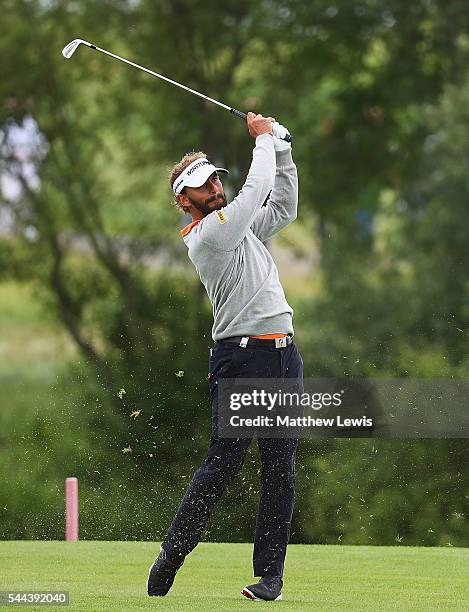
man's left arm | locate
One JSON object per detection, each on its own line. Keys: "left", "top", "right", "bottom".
{"left": 250, "top": 140, "right": 298, "bottom": 242}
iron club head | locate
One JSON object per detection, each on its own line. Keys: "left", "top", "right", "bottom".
{"left": 62, "top": 39, "right": 94, "bottom": 59}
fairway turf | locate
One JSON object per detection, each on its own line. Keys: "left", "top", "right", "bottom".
{"left": 0, "top": 542, "right": 468, "bottom": 611}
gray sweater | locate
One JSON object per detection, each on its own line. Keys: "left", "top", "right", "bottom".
{"left": 180, "top": 133, "right": 298, "bottom": 341}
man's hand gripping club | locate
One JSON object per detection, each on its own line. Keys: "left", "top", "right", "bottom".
{"left": 247, "top": 112, "right": 292, "bottom": 151}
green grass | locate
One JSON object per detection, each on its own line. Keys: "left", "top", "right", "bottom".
{"left": 0, "top": 281, "right": 76, "bottom": 367}
{"left": 1, "top": 542, "right": 468, "bottom": 611}
{"left": 0, "top": 280, "right": 77, "bottom": 427}
{"left": 0, "top": 281, "right": 47, "bottom": 326}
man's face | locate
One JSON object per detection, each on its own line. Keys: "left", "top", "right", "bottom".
{"left": 181, "top": 172, "right": 227, "bottom": 217}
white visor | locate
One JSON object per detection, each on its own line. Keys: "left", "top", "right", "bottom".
{"left": 172, "top": 158, "right": 228, "bottom": 195}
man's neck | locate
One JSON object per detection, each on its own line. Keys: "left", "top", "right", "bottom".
{"left": 190, "top": 210, "right": 206, "bottom": 222}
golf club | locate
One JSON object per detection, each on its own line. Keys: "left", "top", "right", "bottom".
{"left": 62, "top": 39, "right": 292, "bottom": 142}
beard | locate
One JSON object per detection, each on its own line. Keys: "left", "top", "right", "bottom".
{"left": 188, "top": 193, "right": 227, "bottom": 216}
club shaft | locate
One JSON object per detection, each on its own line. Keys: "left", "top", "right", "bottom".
{"left": 90, "top": 44, "right": 246, "bottom": 118}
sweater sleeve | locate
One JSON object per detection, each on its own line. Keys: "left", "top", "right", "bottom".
{"left": 197, "top": 133, "right": 276, "bottom": 251}
{"left": 249, "top": 148, "right": 298, "bottom": 242}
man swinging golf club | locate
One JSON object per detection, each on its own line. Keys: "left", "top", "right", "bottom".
{"left": 148, "top": 112, "right": 302, "bottom": 601}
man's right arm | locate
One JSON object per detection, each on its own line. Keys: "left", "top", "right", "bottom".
{"left": 197, "top": 115, "right": 276, "bottom": 251}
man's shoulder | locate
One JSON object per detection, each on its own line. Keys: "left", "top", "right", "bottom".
{"left": 181, "top": 211, "right": 232, "bottom": 248}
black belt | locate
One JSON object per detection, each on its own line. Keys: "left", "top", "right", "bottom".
{"left": 218, "top": 335, "right": 293, "bottom": 348}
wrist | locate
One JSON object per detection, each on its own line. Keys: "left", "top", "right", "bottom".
{"left": 255, "top": 133, "right": 273, "bottom": 145}
{"left": 273, "top": 138, "right": 291, "bottom": 152}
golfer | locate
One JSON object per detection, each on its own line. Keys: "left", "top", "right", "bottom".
{"left": 148, "top": 112, "right": 302, "bottom": 601}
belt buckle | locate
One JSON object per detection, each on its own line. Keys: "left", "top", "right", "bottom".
{"left": 275, "top": 337, "right": 288, "bottom": 348}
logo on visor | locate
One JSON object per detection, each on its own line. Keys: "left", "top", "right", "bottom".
{"left": 174, "top": 177, "right": 184, "bottom": 192}
{"left": 173, "top": 159, "right": 212, "bottom": 193}
{"left": 186, "top": 160, "right": 210, "bottom": 176}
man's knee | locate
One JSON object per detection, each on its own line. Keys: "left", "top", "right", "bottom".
{"left": 204, "top": 438, "right": 250, "bottom": 476}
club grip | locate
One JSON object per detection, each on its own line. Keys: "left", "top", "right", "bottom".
{"left": 230, "top": 108, "right": 247, "bottom": 120}
{"left": 231, "top": 108, "right": 293, "bottom": 142}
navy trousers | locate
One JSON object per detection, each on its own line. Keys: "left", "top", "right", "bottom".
{"left": 162, "top": 340, "right": 303, "bottom": 578}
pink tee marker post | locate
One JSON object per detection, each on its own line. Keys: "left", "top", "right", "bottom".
{"left": 65, "top": 477, "right": 79, "bottom": 541}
